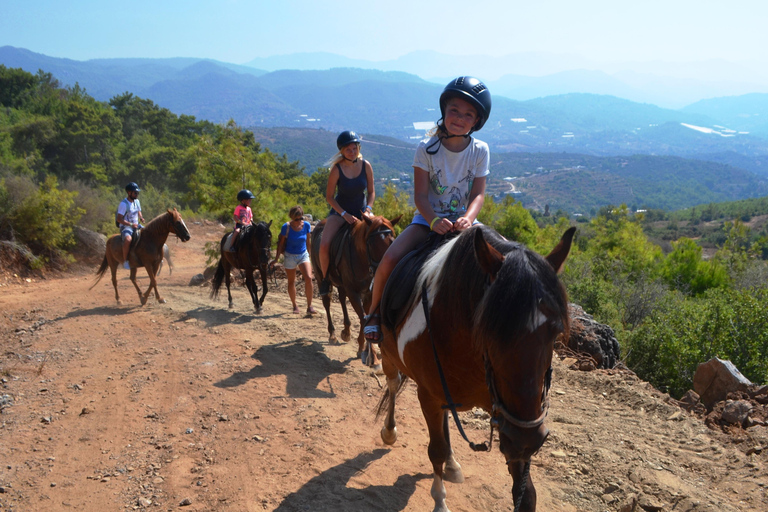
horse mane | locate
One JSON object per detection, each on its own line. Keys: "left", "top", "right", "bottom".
{"left": 351, "top": 216, "right": 389, "bottom": 255}
{"left": 433, "top": 225, "right": 569, "bottom": 350}
{"left": 241, "top": 221, "right": 271, "bottom": 246}
{"left": 141, "top": 209, "right": 176, "bottom": 238}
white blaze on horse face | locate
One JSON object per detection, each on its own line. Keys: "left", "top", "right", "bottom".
{"left": 397, "top": 238, "right": 458, "bottom": 365}
{"left": 528, "top": 309, "right": 548, "bottom": 333}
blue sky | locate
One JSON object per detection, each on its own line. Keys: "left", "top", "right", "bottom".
{"left": 2, "top": 0, "right": 767, "bottom": 66}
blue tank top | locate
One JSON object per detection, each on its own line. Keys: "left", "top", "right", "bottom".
{"left": 334, "top": 159, "right": 368, "bottom": 219}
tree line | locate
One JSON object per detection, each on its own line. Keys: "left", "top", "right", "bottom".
{"left": 2, "top": 64, "right": 767, "bottom": 397}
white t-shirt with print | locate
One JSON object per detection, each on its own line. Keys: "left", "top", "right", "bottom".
{"left": 412, "top": 135, "right": 490, "bottom": 219}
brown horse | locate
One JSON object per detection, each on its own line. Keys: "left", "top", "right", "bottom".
{"left": 210, "top": 221, "right": 273, "bottom": 313}
{"left": 377, "top": 225, "right": 575, "bottom": 512}
{"left": 310, "top": 214, "right": 401, "bottom": 368}
{"left": 92, "top": 209, "right": 191, "bottom": 305}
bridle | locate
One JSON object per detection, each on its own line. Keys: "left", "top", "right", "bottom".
{"left": 365, "top": 226, "right": 393, "bottom": 276}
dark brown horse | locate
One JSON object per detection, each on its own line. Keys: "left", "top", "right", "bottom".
{"left": 92, "top": 209, "right": 191, "bottom": 305}
{"left": 377, "top": 225, "right": 575, "bottom": 512}
{"left": 310, "top": 215, "right": 401, "bottom": 369}
{"left": 210, "top": 221, "right": 273, "bottom": 313}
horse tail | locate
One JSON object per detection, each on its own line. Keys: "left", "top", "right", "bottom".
{"left": 90, "top": 255, "right": 109, "bottom": 290}
{"left": 210, "top": 258, "right": 226, "bottom": 300}
{"left": 374, "top": 373, "right": 409, "bottom": 420}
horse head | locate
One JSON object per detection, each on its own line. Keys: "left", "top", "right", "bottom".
{"left": 359, "top": 214, "right": 402, "bottom": 271}
{"left": 249, "top": 220, "right": 273, "bottom": 266}
{"left": 472, "top": 226, "right": 575, "bottom": 463}
{"left": 167, "top": 209, "right": 191, "bottom": 242}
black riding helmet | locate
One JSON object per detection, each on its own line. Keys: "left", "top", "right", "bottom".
{"left": 125, "top": 182, "right": 141, "bottom": 193}
{"left": 439, "top": 76, "right": 492, "bottom": 132}
{"left": 237, "top": 189, "right": 256, "bottom": 201}
{"left": 336, "top": 130, "right": 361, "bottom": 150}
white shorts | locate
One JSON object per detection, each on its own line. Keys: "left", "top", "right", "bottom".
{"left": 284, "top": 251, "right": 309, "bottom": 270}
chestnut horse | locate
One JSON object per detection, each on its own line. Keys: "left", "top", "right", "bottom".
{"left": 309, "top": 214, "right": 401, "bottom": 369}
{"left": 377, "top": 225, "right": 575, "bottom": 512}
{"left": 210, "top": 221, "right": 273, "bottom": 313}
{"left": 92, "top": 209, "right": 191, "bottom": 305}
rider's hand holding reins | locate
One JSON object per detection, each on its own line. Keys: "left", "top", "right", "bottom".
{"left": 453, "top": 216, "right": 472, "bottom": 232}
{"left": 341, "top": 211, "right": 358, "bottom": 225}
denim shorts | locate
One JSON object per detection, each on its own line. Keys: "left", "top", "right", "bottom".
{"left": 284, "top": 250, "right": 310, "bottom": 270}
{"left": 120, "top": 226, "right": 137, "bottom": 241}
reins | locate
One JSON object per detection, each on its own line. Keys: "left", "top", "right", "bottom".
{"left": 421, "top": 283, "right": 492, "bottom": 453}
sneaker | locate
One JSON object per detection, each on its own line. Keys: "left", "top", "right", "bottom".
{"left": 123, "top": 261, "right": 131, "bottom": 270}
{"left": 318, "top": 278, "right": 331, "bottom": 296}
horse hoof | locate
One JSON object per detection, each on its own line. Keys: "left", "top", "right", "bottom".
{"left": 443, "top": 463, "right": 464, "bottom": 484}
{"left": 380, "top": 426, "right": 397, "bottom": 445}
{"left": 228, "top": 303, "right": 234, "bottom": 309}
{"left": 159, "top": 298, "right": 167, "bottom": 304}
{"left": 341, "top": 331, "right": 351, "bottom": 342}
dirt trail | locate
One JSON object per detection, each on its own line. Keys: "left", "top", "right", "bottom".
{"left": 0, "top": 221, "right": 766, "bottom": 511}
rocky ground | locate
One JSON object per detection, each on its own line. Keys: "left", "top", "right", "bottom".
{"left": 0, "top": 221, "right": 766, "bottom": 512}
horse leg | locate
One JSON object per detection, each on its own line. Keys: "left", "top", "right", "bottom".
{"left": 420, "top": 394, "right": 453, "bottom": 512}
{"left": 258, "top": 264, "right": 268, "bottom": 307}
{"left": 129, "top": 268, "right": 146, "bottom": 305}
{"left": 224, "top": 262, "right": 234, "bottom": 309}
{"left": 109, "top": 261, "right": 121, "bottom": 305}
{"left": 322, "top": 293, "right": 337, "bottom": 344}
{"left": 246, "top": 271, "right": 261, "bottom": 313}
{"left": 380, "top": 369, "right": 401, "bottom": 445}
{"left": 338, "top": 288, "right": 352, "bottom": 343}
{"left": 349, "top": 292, "right": 382, "bottom": 371}
{"left": 145, "top": 261, "right": 165, "bottom": 304}
{"left": 442, "top": 412, "right": 464, "bottom": 484}
{"left": 509, "top": 461, "right": 536, "bottom": 512}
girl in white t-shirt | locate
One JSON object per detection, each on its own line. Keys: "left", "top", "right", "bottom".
{"left": 363, "top": 76, "right": 492, "bottom": 342}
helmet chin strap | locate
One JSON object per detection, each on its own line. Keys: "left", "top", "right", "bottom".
{"left": 425, "top": 122, "right": 474, "bottom": 155}
{"left": 341, "top": 156, "right": 359, "bottom": 163}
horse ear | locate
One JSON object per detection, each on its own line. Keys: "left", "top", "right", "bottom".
{"left": 473, "top": 227, "right": 504, "bottom": 279}
{"left": 389, "top": 214, "right": 403, "bottom": 227}
{"left": 363, "top": 215, "right": 373, "bottom": 226}
{"left": 545, "top": 227, "right": 576, "bottom": 274}
{"left": 267, "top": 220, "right": 273, "bottom": 228}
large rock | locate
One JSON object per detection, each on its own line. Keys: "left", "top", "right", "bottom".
{"left": 72, "top": 227, "right": 107, "bottom": 263}
{"left": 693, "top": 357, "right": 752, "bottom": 410}
{"left": 563, "top": 304, "right": 621, "bottom": 369}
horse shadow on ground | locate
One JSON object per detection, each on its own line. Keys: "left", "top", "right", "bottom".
{"left": 57, "top": 305, "right": 138, "bottom": 321}
{"left": 213, "top": 339, "right": 355, "bottom": 398}
{"left": 178, "top": 306, "right": 282, "bottom": 328}
{"left": 273, "top": 449, "right": 429, "bottom": 512}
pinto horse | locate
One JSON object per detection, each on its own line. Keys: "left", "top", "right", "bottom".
{"left": 92, "top": 209, "right": 191, "bottom": 305}
{"left": 309, "top": 215, "right": 401, "bottom": 367}
{"left": 210, "top": 221, "right": 273, "bottom": 312}
{"left": 376, "top": 225, "right": 575, "bottom": 512}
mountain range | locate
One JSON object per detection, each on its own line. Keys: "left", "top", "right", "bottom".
{"left": 3, "top": 45, "right": 768, "bottom": 214}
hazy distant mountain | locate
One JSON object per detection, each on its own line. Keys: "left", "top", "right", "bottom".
{"left": 681, "top": 93, "right": 768, "bottom": 138}
{"left": 244, "top": 49, "right": 768, "bottom": 108}
{"left": 4, "top": 45, "right": 768, "bottom": 161}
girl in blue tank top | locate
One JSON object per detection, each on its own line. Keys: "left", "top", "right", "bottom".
{"left": 317, "top": 130, "right": 376, "bottom": 296}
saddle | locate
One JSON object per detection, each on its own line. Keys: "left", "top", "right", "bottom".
{"left": 380, "top": 232, "right": 456, "bottom": 332}
{"left": 128, "top": 228, "right": 142, "bottom": 248}
{"left": 325, "top": 223, "right": 352, "bottom": 278}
